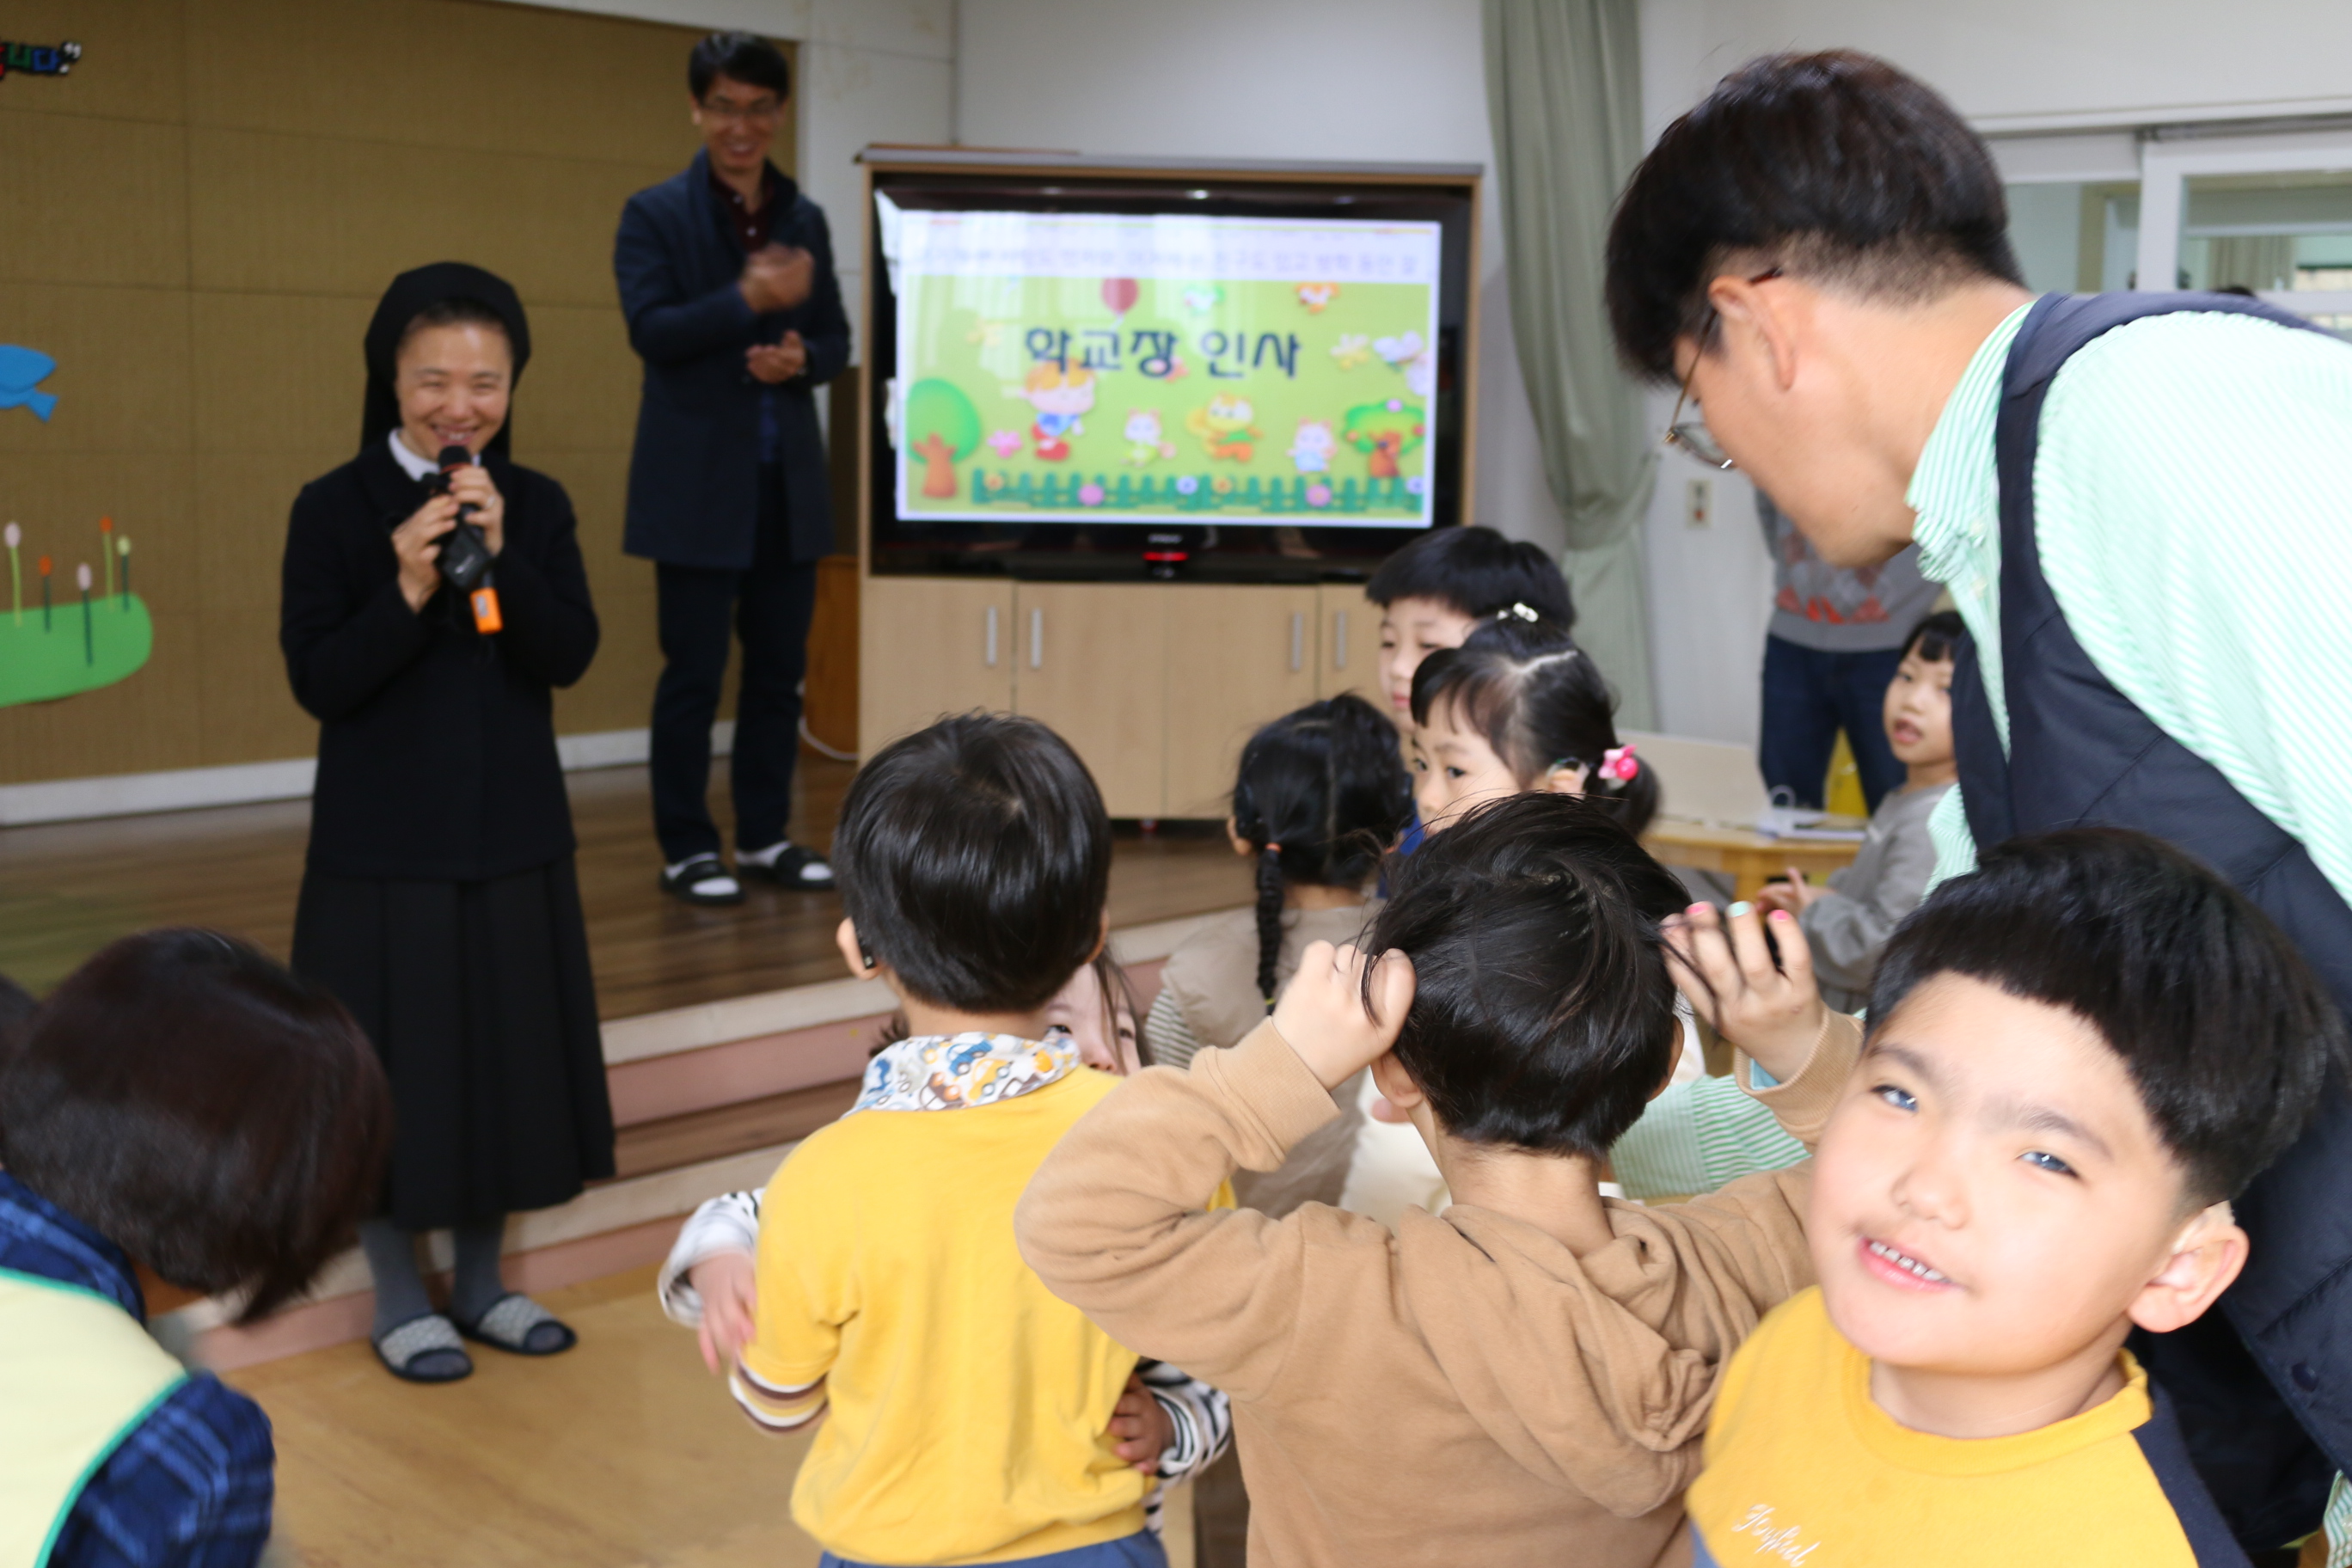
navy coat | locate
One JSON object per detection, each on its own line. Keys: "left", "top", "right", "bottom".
{"left": 615, "top": 150, "right": 850, "bottom": 568}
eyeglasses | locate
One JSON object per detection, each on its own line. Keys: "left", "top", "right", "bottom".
{"left": 1663, "top": 266, "right": 1783, "bottom": 472}
{"left": 701, "top": 95, "right": 783, "bottom": 126}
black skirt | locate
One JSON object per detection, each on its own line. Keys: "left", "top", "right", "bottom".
{"left": 291, "top": 856, "right": 616, "bottom": 1231}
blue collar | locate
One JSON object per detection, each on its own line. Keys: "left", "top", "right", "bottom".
{"left": 0, "top": 1171, "right": 144, "bottom": 1320}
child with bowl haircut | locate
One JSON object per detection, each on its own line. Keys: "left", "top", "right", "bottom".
{"left": 1675, "top": 828, "right": 2343, "bottom": 1567}
{"left": 729, "top": 714, "right": 1185, "bottom": 1568}
{"left": 1019, "top": 793, "right": 1855, "bottom": 1568}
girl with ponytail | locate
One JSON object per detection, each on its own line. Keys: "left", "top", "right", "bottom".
{"left": 1142, "top": 691, "right": 1408, "bottom": 1096}
{"left": 1407, "top": 611, "right": 1660, "bottom": 838}
{"left": 1140, "top": 694, "right": 1416, "bottom": 1564}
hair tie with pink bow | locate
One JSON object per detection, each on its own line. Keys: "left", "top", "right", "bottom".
{"left": 1599, "top": 744, "right": 1639, "bottom": 782}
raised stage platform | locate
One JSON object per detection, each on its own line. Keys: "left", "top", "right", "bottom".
{"left": 0, "top": 757, "right": 1253, "bottom": 1365}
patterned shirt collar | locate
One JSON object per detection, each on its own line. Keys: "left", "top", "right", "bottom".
{"left": 852, "top": 1032, "right": 1079, "bottom": 1114}
{"left": 1907, "top": 300, "right": 2035, "bottom": 585}
{"left": 0, "top": 1170, "right": 143, "bottom": 1319}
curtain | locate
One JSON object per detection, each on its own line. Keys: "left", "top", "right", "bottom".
{"left": 1482, "top": 0, "right": 1656, "bottom": 727}
{"left": 2205, "top": 235, "right": 2298, "bottom": 293}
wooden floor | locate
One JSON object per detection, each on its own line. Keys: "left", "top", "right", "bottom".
{"left": 0, "top": 758, "right": 1251, "bottom": 1018}
{"left": 228, "top": 1264, "right": 1200, "bottom": 1568}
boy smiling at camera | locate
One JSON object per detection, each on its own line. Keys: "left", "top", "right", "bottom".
{"left": 1681, "top": 828, "right": 2347, "bottom": 1567}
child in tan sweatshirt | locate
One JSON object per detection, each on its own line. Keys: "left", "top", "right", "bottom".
{"left": 1018, "top": 793, "right": 1860, "bottom": 1568}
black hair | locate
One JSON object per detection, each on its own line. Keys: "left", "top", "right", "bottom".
{"left": 1363, "top": 793, "right": 1688, "bottom": 1155}
{"left": 0, "top": 971, "right": 34, "bottom": 1045}
{"left": 690, "top": 30, "right": 790, "bottom": 101}
{"left": 1410, "top": 616, "right": 1660, "bottom": 836}
{"left": 1606, "top": 50, "right": 2024, "bottom": 383}
{"left": 1869, "top": 829, "right": 2350, "bottom": 1204}
{"left": 1901, "top": 609, "right": 1964, "bottom": 665}
{"left": 396, "top": 296, "right": 511, "bottom": 358}
{"left": 1365, "top": 525, "right": 1575, "bottom": 627}
{"left": 1232, "top": 695, "right": 1414, "bottom": 1010}
{"left": 0, "top": 931, "right": 393, "bottom": 1322}
{"left": 1093, "top": 950, "right": 1149, "bottom": 1068}
{"left": 834, "top": 714, "right": 1111, "bottom": 1014}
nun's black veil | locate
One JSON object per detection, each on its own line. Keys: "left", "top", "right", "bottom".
{"left": 360, "top": 262, "right": 533, "bottom": 459}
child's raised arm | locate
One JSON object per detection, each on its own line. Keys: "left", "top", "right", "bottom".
{"left": 1017, "top": 944, "right": 1412, "bottom": 1401}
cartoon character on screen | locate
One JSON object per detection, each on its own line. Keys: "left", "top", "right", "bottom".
{"left": 1288, "top": 418, "right": 1337, "bottom": 475}
{"left": 1185, "top": 394, "right": 1261, "bottom": 462}
{"left": 1015, "top": 361, "right": 1096, "bottom": 462}
{"left": 1295, "top": 281, "right": 1341, "bottom": 315}
{"left": 1375, "top": 331, "right": 1436, "bottom": 399}
{"left": 1123, "top": 409, "right": 1177, "bottom": 467}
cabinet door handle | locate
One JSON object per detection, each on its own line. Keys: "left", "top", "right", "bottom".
{"left": 985, "top": 604, "right": 999, "bottom": 667}
{"left": 1289, "top": 612, "right": 1304, "bottom": 673}
{"left": 1029, "top": 607, "right": 1044, "bottom": 670}
{"left": 1333, "top": 609, "right": 1348, "bottom": 670}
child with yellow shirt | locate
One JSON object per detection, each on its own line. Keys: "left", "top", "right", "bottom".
{"left": 1673, "top": 829, "right": 2347, "bottom": 1566}
{"left": 726, "top": 714, "right": 1183, "bottom": 1568}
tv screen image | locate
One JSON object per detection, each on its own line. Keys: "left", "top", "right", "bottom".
{"left": 881, "top": 203, "right": 1443, "bottom": 530}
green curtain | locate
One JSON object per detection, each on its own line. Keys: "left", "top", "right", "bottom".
{"left": 1483, "top": 0, "right": 1656, "bottom": 727}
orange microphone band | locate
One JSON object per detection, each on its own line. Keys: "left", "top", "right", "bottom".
{"left": 470, "top": 585, "right": 503, "bottom": 634}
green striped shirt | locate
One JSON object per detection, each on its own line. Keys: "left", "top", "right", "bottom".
{"left": 1918, "top": 300, "right": 2352, "bottom": 900}
{"left": 1618, "top": 297, "right": 2352, "bottom": 1201}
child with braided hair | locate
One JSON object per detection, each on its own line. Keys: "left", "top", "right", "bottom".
{"left": 1138, "top": 692, "right": 1416, "bottom": 1568}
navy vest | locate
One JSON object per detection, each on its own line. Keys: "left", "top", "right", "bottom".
{"left": 1951, "top": 291, "right": 2352, "bottom": 1542}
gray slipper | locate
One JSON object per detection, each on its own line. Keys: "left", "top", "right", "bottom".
{"left": 374, "top": 1313, "right": 473, "bottom": 1383}
{"left": 455, "top": 1293, "right": 577, "bottom": 1357}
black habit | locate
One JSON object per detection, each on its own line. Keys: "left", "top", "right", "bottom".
{"left": 282, "top": 262, "right": 615, "bottom": 1231}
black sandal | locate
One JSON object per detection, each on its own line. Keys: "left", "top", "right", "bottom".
{"left": 660, "top": 854, "right": 744, "bottom": 906}
{"left": 374, "top": 1313, "right": 474, "bottom": 1383}
{"left": 454, "top": 1293, "right": 577, "bottom": 1357}
{"left": 740, "top": 842, "right": 835, "bottom": 890}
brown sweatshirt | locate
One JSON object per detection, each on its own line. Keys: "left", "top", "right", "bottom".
{"left": 1016, "top": 1013, "right": 1862, "bottom": 1568}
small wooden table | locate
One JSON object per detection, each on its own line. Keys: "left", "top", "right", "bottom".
{"left": 1642, "top": 818, "right": 1866, "bottom": 903}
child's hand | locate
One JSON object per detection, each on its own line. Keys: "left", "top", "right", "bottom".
{"left": 1105, "top": 1373, "right": 1173, "bottom": 1472}
{"left": 688, "top": 1251, "right": 757, "bottom": 1375}
{"left": 1271, "top": 940, "right": 1416, "bottom": 1092}
{"left": 1756, "top": 867, "right": 1826, "bottom": 915}
{"left": 1665, "top": 902, "right": 1828, "bottom": 1085}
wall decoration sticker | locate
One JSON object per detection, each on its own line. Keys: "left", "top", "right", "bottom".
{"left": 0, "top": 518, "right": 153, "bottom": 707}
{"left": 0, "top": 40, "right": 81, "bottom": 81}
{"left": 0, "top": 346, "right": 58, "bottom": 421}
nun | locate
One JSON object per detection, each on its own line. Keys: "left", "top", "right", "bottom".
{"left": 280, "top": 262, "right": 614, "bottom": 1382}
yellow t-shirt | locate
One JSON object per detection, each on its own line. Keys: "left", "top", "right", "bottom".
{"left": 743, "top": 1061, "right": 1149, "bottom": 1566}
{"left": 1688, "top": 1289, "right": 2239, "bottom": 1567}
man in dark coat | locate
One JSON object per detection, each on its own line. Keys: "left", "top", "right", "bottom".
{"left": 616, "top": 30, "right": 849, "bottom": 904}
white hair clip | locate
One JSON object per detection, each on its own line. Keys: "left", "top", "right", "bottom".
{"left": 1499, "top": 602, "right": 1540, "bottom": 622}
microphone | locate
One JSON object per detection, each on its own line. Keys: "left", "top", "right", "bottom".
{"left": 432, "top": 444, "right": 502, "bottom": 634}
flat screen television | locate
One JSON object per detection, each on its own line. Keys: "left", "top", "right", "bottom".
{"left": 861, "top": 150, "right": 1480, "bottom": 583}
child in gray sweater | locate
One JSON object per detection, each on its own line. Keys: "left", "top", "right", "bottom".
{"left": 1760, "top": 611, "right": 1961, "bottom": 1011}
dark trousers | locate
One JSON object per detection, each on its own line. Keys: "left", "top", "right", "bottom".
{"left": 1758, "top": 634, "right": 1908, "bottom": 813}
{"left": 650, "top": 475, "right": 819, "bottom": 863}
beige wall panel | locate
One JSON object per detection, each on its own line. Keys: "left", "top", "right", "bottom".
{"left": 0, "top": 0, "right": 187, "bottom": 125}
{"left": 516, "top": 304, "right": 642, "bottom": 454}
{"left": 0, "top": 111, "right": 188, "bottom": 289}
{"left": 0, "top": 285, "right": 192, "bottom": 456}
{"left": 195, "top": 450, "right": 345, "bottom": 617}
{"left": 0, "top": 607, "right": 207, "bottom": 781}
{"left": 527, "top": 447, "right": 659, "bottom": 737}
{"left": 1164, "top": 585, "right": 1320, "bottom": 818}
{"left": 186, "top": 0, "right": 737, "bottom": 171}
{"left": 185, "top": 127, "right": 672, "bottom": 305}
{"left": 189, "top": 291, "right": 375, "bottom": 456}
{"left": 197, "top": 613, "right": 314, "bottom": 767}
